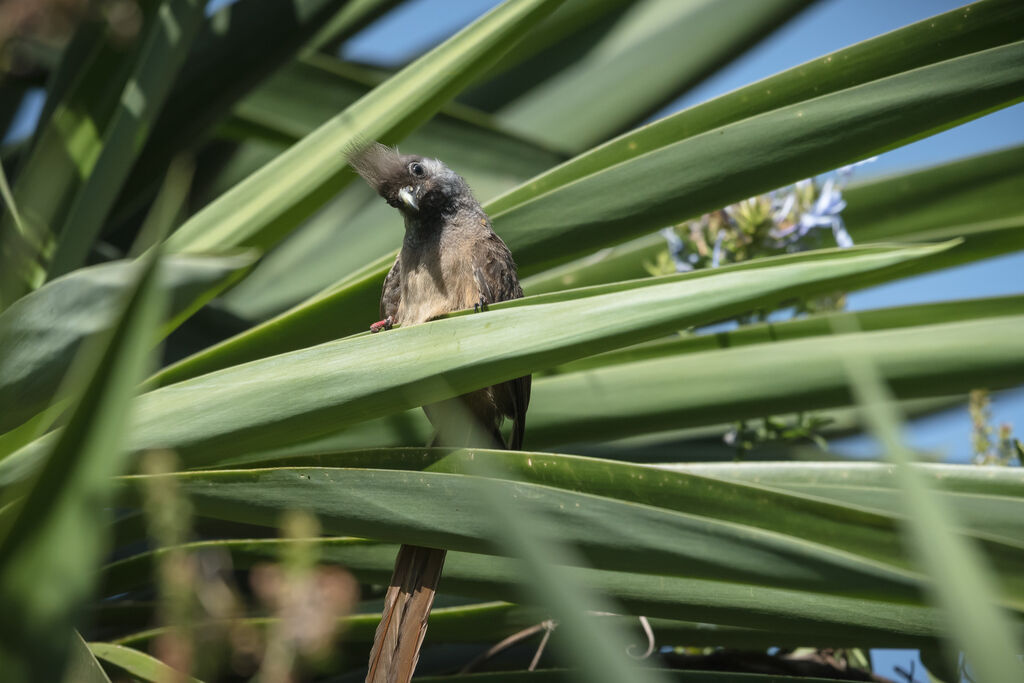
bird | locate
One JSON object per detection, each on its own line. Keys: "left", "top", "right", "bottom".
{"left": 348, "top": 142, "right": 531, "bottom": 683}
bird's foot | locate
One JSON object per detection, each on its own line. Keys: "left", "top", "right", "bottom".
{"left": 370, "top": 316, "right": 394, "bottom": 333}
{"left": 473, "top": 297, "right": 489, "bottom": 313}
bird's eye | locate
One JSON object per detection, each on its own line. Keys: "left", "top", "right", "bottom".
{"left": 409, "top": 162, "right": 425, "bottom": 177}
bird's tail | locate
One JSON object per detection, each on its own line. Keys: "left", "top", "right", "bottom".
{"left": 365, "top": 544, "right": 447, "bottom": 683}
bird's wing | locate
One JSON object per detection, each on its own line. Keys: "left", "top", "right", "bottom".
{"left": 474, "top": 232, "right": 531, "bottom": 448}
{"left": 380, "top": 254, "right": 402, "bottom": 320}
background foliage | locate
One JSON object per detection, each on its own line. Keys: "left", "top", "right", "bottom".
{"left": 0, "top": 0, "right": 1021, "bottom": 681}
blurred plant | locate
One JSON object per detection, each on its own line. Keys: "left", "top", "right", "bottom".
{"left": 250, "top": 510, "right": 358, "bottom": 683}
{"left": 723, "top": 413, "right": 833, "bottom": 457}
{"left": 968, "top": 389, "right": 1022, "bottom": 466}
{"left": 139, "top": 449, "right": 200, "bottom": 682}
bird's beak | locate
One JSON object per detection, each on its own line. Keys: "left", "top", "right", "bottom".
{"left": 398, "top": 186, "right": 419, "bottom": 212}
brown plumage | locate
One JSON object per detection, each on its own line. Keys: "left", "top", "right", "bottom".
{"left": 349, "top": 142, "right": 531, "bottom": 683}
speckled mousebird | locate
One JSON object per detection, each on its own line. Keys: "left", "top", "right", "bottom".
{"left": 348, "top": 142, "right": 531, "bottom": 683}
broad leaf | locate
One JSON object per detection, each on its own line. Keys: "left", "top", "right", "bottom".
{"left": 87, "top": 643, "right": 201, "bottom": 683}
{"left": 0, "top": 252, "right": 255, "bottom": 436}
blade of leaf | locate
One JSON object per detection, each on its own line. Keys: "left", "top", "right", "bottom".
{"left": 59, "top": 632, "right": 112, "bottom": 683}
{"left": 46, "top": 244, "right": 954, "bottom": 475}
{"left": 87, "top": 643, "right": 201, "bottom": 683}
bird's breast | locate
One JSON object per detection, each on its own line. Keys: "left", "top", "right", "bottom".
{"left": 397, "top": 242, "right": 480, "bottom": 326}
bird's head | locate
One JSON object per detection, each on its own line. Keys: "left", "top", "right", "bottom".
{"left": 347, "top": 142, "right": 470, "bottom": 221}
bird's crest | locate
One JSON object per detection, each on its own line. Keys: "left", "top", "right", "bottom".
{"left": 346, "top": 140, "right": 405, "bottom": 193}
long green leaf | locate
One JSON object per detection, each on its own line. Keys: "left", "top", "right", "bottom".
{"left": 845, "top": 143, "right": 1024, "bottom": 240}
{"left": 0, "top": 252, "right": 255, "bottom": 436}
{"left": 0, "top": 242, "right": 165, "bottom": 682}
{"left": 147, "top": 237, "right": 951, "bottom": 389}
{"left": 213, "top": 296, "right": 1013, "bottom": 458}
{"left": 87, "top": 643, "right": 202, "bottom": 683}
{"left": 110, "top": 455, "right": 1024, "bottom": 630}
{"left": 523, "top": 314, "right": 1024, "bottom": 447}
{"left": 495, "top": 0, "right": 814, "bottom": 152}
{"left": 552, "top": 295, "right": 1024, "bottom": 374}
{"left": 163, "top": 0, "right": 565, "bottom": 255}
{"left": 200, "top": 448, "right": 1024, "bottom": 561}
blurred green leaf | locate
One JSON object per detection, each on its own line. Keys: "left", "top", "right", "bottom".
{"left": 112, "top": 0, "right": 370, "bottom": 228}
{"left": 0, "top": 252, "right": 255, "bottom": 436}
{"left": 458, "top": 0, "right": 635, "bottom": 111}
{"left": 837, "top": 314, "right": 1023, "bottom": 681}
{"left": 0, "top": 7, "right": 152, "bottom": 306}
{"left": 43, "top": 0, "right": 206, "bottom": 281}
{"left": 0, "top": 243, "right": 165, "bottom": 682}
{"left": 87, "top": 642, "right": 201, "bottom": 683}
{"left": 467, "top": 457, "right": 670, "bottom": 683}
{"left": 495, "top": 0, "right": 814, "bottom": 152}
{"left": 163, "top": 0, "right": 566, "bottom": 255}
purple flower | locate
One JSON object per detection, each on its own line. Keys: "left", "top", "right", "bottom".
{"left": 797, "top": 178, "right": 854, "bottom": 247}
